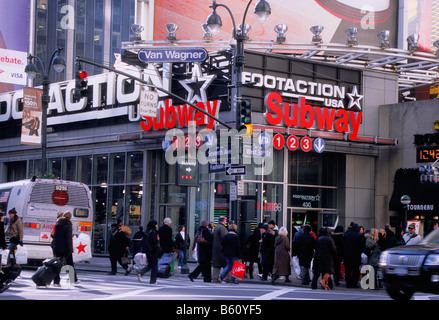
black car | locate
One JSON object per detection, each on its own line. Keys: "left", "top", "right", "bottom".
{"left": 380, "top": 228, "right": 439, "bottom": 300}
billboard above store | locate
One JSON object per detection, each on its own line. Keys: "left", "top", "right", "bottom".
{"left": 153, "top": 0, "right": 398, "bottom": 47}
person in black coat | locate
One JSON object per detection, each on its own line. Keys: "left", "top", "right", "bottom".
{"left": 245, "top": 225, "right": 262, "bottom": 279}
{"left": 294, "top": 224, "right": 315, "bottom": 285}
{"left": 188, "top": 220, "right": 213, "bottom": 283}
{"left": 260, "top": 224, "right": 275, "bottom": 281}
{"left": 51, "top": 211, "right": 77, "bottom": 286}
{"left": 343, "top": 223, "right": 365, "bottom": 288}
{"left": 220, "top": 224, "right": 242, "bottom": 284}
{"left": 138, "top": 220, "right": 160, "bottom": 284}
{"left": 108, "top": 222, "right": 131, "bottom": 276}
{"left": 331, "top": 225, "right": 344, "bottom": 286}
{"left": 158, "top": 217, "right": 176, "bottom": 256}
{"left": 314, "top": 227, "right": 337, "bottom": 290}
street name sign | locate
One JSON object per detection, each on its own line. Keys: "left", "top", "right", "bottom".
{"left": 138, "top": 48, "right": 208, "bottom": 63}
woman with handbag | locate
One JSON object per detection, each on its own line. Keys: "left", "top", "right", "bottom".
{"left": 51, "top": 211, "right": 79, "bottom": 286}
{"left": 188, "top": 220, "right": 213, "bottom": 283}
{"left": 108, "top": 223, "right": 131, "bottom": 276}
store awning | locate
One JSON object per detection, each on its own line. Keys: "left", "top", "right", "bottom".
{"left": 389, "top": 171, "right": 439, "bottom": 213}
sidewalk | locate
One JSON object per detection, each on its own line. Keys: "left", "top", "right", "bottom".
{"left": 74, "top": 257, "right": 369, "bottom": 292}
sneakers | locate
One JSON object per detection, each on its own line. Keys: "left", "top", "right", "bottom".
{"left": 125, "top": 268, "right": 131, "bottom": 276}
{"left": 137, "top": 273, "right": 142, "bottom": 282}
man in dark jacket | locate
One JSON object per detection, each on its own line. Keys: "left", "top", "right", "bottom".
{"left": 212, "top": 216, "right": 228, "bottom": 283}
{"left": 220, "top": 224, "right": 242, "bottom": 284}
{"left": 343, "top": 223, "right": 365, "bottom": 288}
{"left": 158, "top": 217, "right": 175, "bottom": 256}
{"left": 294, "top": 225, "right": 315, "bottom": 285}
{"left": 108, "top": 223, "right": 131, "bottom": 276}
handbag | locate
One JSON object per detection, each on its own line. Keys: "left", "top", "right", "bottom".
{"left": 196, "top": 232, "right": 211, "bottom": 246}
{"left": 231, "top": 260, "right": 245, "bottom": 280}
{"left": 121, "top": 253, "right": 131, "bottom": 265}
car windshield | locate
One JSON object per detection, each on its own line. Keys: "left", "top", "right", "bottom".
{"left": 422, "top": 228, "right": 439, "bottom": 245}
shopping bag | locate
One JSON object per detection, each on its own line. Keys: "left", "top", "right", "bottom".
{"left": 73, "top": 233, "right": 92, "bottom": 263}
{"left": 192, "top": 244, "right": 198, "bottom": 261}
{"left": 134, "top": 252, "right": 148, "bottom": 266}
{"left": 15, "top": 246, "right": 28, "bottom": 265}
{"left": 292, "top": 256, "right": 301, "bottom": 276}
{"left": 1, "top": 249, "right": 9, "bottom": 265}
{"left": 230, "top": 260, "right": 246, "bottom": 280}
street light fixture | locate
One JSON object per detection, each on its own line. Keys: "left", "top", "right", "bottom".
{"left": 274, "top": 24, "right": 288, "bottom": 43}
{"left": 310, "top": 25, "right": 324, "bottom": 44}
{"left": 378, "top": 30, "right": 391, "bottom": 49}
{"left": 206, "top": 0, "right": 271, "bottom": 128}
{"left": 346, "top": 27, "right": 358, "bottom": 46}
{"left": 401, "top": 195, "right": 411, "bottom": 229}
{"left": 24, "top": 48, "right": 66, "bottom": 175}
{"left": 407, "top": 34, "right": 420, "bottom": 53}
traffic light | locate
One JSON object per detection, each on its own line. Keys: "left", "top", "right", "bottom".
{"left": 239, "top": 98, "right": 252, "bottom": 135}
{"left": 74, "top": 69, "right": 88, "bottom": 99}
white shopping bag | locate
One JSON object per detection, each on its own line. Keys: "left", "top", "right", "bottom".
{"left": 15, "top": 245, "right": 28, "bottom": 265}
{"left": 1, "top": 249, "right": 9, "bottom": 265}
{"left": 134, "top": 252, "right": 147, "bottom": 266}
{"left": 73, "top": 233, "right": 92, "bottom": 263}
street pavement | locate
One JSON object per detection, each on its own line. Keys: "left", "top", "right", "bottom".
{"left": 73, "top": 256, "right": 367, "bottom": 292}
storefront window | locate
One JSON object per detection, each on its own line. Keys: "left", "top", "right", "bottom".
{"left": 289, "top": 152, "right": 338, "bottom": 186}
{"left": 92, "top": 186, "right": 107, "bottom": 254}
{"left": 109, "top": 153, "right": 125, "bottom": 184}
{"left": 93, "top": 154, "right": 108, "bottom": 185}
{"left": 62, "top": 157, "right": 76, "bottom": 181}
{"left": 78, "top": 155, "right": 92, "bottom": 184}
{"left": 263, "top": 184, "right": 283, "bottom": 227}
{"left": 127, "top": 152, "right": 143, "bottom": 183}
{"left": 264, "top": 148, "right": 283, "bottom": 182}
{"left": 48, "top": 158, "right": 61, "bottom": 178}
{"left": 126, "top": 185, "right": 143, "bottom": 227}
{"left": 108, "top": 185, "right": 124, "bottom": 222}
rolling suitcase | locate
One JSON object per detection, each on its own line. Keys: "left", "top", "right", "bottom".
{"left": 31, "top": 257, "right": 63, "bottom": 287}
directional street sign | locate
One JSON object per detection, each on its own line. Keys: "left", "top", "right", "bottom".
{"left": 314, "top": 137, "right": 326, "bottom": 153}
{"left": 226, "top": 165, "right": 246, "bottom": 176}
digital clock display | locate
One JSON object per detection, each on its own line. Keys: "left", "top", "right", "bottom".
{"left": 417, "top": 146, "right": 439, "bottom": 163}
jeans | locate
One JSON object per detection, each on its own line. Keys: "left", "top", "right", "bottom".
{"left": 220, "top": 257, "right": 239, "bottom": 283}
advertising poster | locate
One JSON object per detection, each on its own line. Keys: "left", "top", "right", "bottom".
{"left": 0, "top": 0, "right": 29, "bottom": 93}
{"left": 21, "top": 87, "right": 42, "bottom": 146}
{"left": 154, "top": 0, "right": 398, "bottom": 47}
{"left": 407, "top": 0, "right": 439, "bottom": 53}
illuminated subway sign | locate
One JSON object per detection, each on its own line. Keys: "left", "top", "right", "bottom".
{"left": 264, "top": 92, "right": 363, "bottom": 140}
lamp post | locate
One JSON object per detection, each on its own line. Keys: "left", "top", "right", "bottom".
{"left": 25, "top": 48, "right": 66, "bottom": 175}
{"left": 206, "top": 0, "right": 271, "bottom": 129}
{"left": 401, "top": 195, "right": 411, "bottom": 229}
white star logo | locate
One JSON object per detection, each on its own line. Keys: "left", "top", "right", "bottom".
{"left": 347, "top": 86, "right": 363, "bottom": 110}
{"left": 179, "top": 63, "right": 216, "bottom": 104}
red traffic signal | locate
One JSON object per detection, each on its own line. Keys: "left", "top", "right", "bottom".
{"left": 78, "top": 71, "right": 88, "bottom": 79}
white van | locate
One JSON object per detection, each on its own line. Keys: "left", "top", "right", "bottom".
{"left": 0, "top": 178, "right": 93, "bottom": 262}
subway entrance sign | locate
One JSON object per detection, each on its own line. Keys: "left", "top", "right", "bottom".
{"left": 176, "top": 160, "right": 199, "bottom": 187}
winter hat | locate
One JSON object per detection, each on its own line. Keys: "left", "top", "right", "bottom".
{"left": 8, "top": 208, "right": 17, "bottom": 215}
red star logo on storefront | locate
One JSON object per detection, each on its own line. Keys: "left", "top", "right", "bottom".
{"left": 76, "top": 242, "right": 87, "bottom": 254}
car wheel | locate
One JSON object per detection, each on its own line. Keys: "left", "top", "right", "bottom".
{"left": 386, "top": 288, "right": 415, "bottom": 300}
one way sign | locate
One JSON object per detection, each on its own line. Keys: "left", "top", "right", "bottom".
{"left": 226, "top": 165, "right": 246, "bottom": 176}
{"left": 314, "top": 137, "right": 325, "bottom": 153}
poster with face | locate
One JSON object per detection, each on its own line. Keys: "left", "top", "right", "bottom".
{"left": 153, "top": 0, "right": 398, "bottom": 47}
